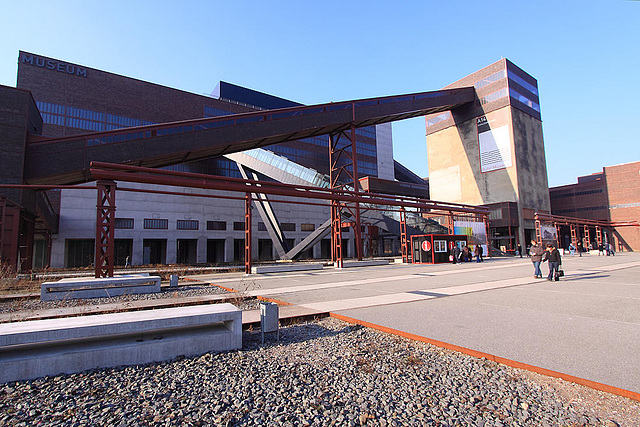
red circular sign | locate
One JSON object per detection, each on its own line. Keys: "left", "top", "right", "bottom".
{"left": 449, "top": 241, "right": 455, "bottom": 250}
{"left": 421, "top": 241, "right": 431, "bottom": 252}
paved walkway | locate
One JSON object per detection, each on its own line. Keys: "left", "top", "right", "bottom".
{"left": 190, "top": 253, "right": 640, "bottom": 399}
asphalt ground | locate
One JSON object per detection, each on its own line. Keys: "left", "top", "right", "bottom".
{"left": 191, "top": 252, "right": 640, "bottom": 398}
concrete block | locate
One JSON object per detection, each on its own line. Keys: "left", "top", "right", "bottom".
{"left": 0, "top": 304, "right": 241, "bottom": 383}
{"left": 251, "top": 263, "right": 323, "bottom": 274}
{"left": 340, "top": 260, "right": 390, "bottom": 268}
{"left": 170, "top": 274, "right": 179, "bottom": 287}
{"left": 41, "top": 275, "right": 161, "bottom": 301}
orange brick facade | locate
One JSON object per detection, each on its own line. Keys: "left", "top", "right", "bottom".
{"left": 550, "top": 161, "right": 640, "bottom": 251}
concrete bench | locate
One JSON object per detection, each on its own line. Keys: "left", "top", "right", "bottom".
{"left": 251, "top": 263, "right": 324, "bottom": 274}
{"left": 0, "top": 303, "right": 241, "bottom": 383}
{"left": 41, "top": 274, "right": 161, "bottom": 301}
{"left": 340, "top": 260, "right": 390, "bottom": 268}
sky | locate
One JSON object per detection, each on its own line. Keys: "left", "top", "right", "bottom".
{"left": 0, "top": 0, "right": 638, "bottom": 187}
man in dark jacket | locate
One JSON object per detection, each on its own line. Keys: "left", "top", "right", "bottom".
{"left": 451, "top": 244, "right": 461, "bottom": 264}
{"left": 543, "top": 244, "right": 562, "bottom": 281}
{"left": 529, "top": 240, "right": 544, "bottom": 279}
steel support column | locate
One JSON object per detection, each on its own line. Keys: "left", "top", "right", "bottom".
{"left": 596, "top": 226, "right": 603, "bottom": 248}
{"left": 400, "top": 208, "right": 408, "bottom": 263}
{"left": 555, "top": 223, "right": 561, "bottom": 249}
{"left": 95, "top": 180, "right": 116, "bottom": 278}
{"left": 584, "top": 225, "right": 590, "bottom": 249}
{"left": 484, "top": 214, "right": 491, "bottom": 258}
{"left": 329, "top": 120, "right": 363, "bottom": 265}
{"left": 331, "top": 201, "right": 343, "bottom": 268}
{"left": 245, "top": 192, "right": 252, "bottom": 275}
{"left": 446, "top": 212, "right": 454, "bottom": 235}
{"left": 534, "top": 214, "right": 542, "bottom": 244}
{"left": 570, "top": 224, "right": 578, "bottom": 249}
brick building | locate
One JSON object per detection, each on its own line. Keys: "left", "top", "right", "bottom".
{"left": 549, "top": 161, "right": 640, "bottom": 251}
{"left": 425, "top": 59, "right": 550, "bottom": 252}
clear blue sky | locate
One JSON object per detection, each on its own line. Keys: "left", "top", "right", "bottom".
{"left": 1, "top": 0, "right": 638, "bottom": 187}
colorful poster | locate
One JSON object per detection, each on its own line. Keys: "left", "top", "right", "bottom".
{"left": 454, "top": 220, "right": 487, "bottom": 254}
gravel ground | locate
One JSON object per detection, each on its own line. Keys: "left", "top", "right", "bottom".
{"left": 0, "top": 283, "right": 260, "bottom": 315}
{"left": 1, "top": 317, "right": 639, "bottom": 426}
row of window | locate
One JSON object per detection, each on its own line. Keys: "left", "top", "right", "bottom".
{"left": 474, "top": 70, "right": 506, "bottom": 90}
{"left": 509, "top": 88, "right": 541, "bottom": 113}
{"left": 203, "top": 106, "right": 234, "bottom": 117}
{"left": 554, "top": 206, "right": 607, "bottom": 214}
{"left": 426, "top": 112, "right": 451, "bottom": 128}
{"left": 355, "top": 126, "right": 377, "bottom": 139}
{"left": 508, "top": 72, "right": 539, "bottom": 97}
{"left": 479, "top": 88, "right": 508, "bottom": 106}
{"left": 611, "top": 202, "right": 640, "bottom": 209}
{"left": 550, "top": 189, "right": 604, "bottom": 199}
{"left": 37, "top": 101, "right": 155, "bottom": 131}
{"left": 115, "top": 218, "right": 318, "bottom": 232}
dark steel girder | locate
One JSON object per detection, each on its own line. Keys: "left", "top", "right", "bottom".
{"left": 24, "top": 87, "right": 475, "bottom": 185}
{"left": 89, "top": 162, "right": 489, "bottom": 216}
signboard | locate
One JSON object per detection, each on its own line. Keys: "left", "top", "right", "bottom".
{"left": 421, "top": 241, "right": 431, "bottom": 252}
{"left": 540, "top": 226, "right": 558, "bottom": 241}
{"left": 477, "top": 116, "right": 511, "bottom": 173}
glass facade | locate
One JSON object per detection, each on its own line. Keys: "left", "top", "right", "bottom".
{"left": 35, "top": 79, "right": 383, "bottom": 185}
{"left": 36, "top": 101, "right": 155, "bottom": 132}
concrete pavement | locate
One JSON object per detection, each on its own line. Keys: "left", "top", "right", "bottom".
{"left": 190, "top": 253, "right": 640, "bottom": 400}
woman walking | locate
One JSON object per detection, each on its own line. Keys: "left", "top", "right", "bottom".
{"left": 543, "top": 244, "right": 562, "bottom": 281}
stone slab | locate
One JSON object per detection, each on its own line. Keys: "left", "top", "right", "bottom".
{"left": 0, "top": 304, "right": 241, "bottom": 383}
{"left": 41, "top": 274, "right": 161, "bottom": 301}
{"left": 339, "top": 260, "right": 390, "bottom": 268}
{"left": 251, "top": 263, "right": 323, "bottom": 274}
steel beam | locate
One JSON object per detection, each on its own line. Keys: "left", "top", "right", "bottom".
{"left": 95, "top": 180, "right": 116, "bottom": 278}
{"left": 244, "top": 193, "right": 252, "bottom": 275}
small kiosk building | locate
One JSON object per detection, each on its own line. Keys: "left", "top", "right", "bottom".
{"left": 411, "top": 234, "right": 468, "bottom": 264}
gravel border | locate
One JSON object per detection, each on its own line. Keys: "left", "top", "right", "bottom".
{"left": 1, "top": 317, "right": 639, "bottom": 426}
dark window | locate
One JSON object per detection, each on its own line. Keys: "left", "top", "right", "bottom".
{"left": 301, "top": 223, "right": 316, "bottom": 232}
{"left": 66, "top": 239, "right": 94, "bottom": 268}
{"left": 281, "top": 223, "right": 296, "bottom": 232}
{"left": 258, "top": 222, "right": 267, "bottom": 231}
{"left": 177, "top": 220, "right": 199, "bottom": 230}
{"left": 233, "top": 221, "right": 245, "bottom": 231}
{"left": 207, "top": 221, "right": 226, "bottom": 230}
{"left": 144, "top": 218, "right": 168, "bottom": 229}
{"left": 115, "top": 218, "right": 134, "bottom": 229}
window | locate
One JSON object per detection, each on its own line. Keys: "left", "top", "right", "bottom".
{"left": 434, "top": 240, "right": 447, "bottom": 253}
{"left": 207, "top": 221, "right": 226, "bottom": 230}
{"left": 474, "top": 70, "right": 506, "bottom": 90}
{"left": 144, "top": 219, "right": 168, "bottom": 229}
{"left": 479, "top": 88, "right": 508, "bottom": 105}
{"left": 115, "top": 218, "right": 134, "bottom": 229}
{"left": 203, "top": 106, "right": 233, "bottom": 117}
{"left": 508, "top": 72, "right": 539, "bottom": 96}
{"left": 177, "top": 220, "right": 199, "bottom": 230}
{"left": 301, "top": 223, "right": 315, "bottom": 232}
{"left": 258, "top": 222, "right": 267, "bottom": 231}
{"left": 233, "top": 221, "right": 245, "bottom": 231}
{"left": 426, "top": 112, "right": 451, "bottom": 127}
{"left": 281, "top": 223, "right": 296, "bottom": 232}
{"left": 509, "top": 88, "right": 540, "bottom": 112}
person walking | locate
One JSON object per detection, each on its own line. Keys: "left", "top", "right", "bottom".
{"left": 543, "top": 244, "right": 562, "bottom": 281}
{"left": 474, "top": 244, "right": 482, "bottom": 263}
{"left": 577, "top": 242, "right": 584, "bottom": 257}
{"left": 451, "top": 244, "right": 461, "bottom": 265}
{"left": 517, "top": 243, "right": 523, "bottom": 258}
{"left": 529, "top": 240, "right": 544, "bottom": 279}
